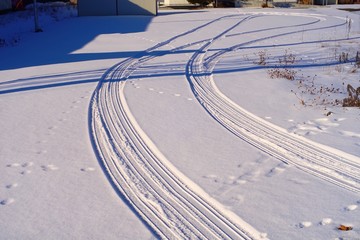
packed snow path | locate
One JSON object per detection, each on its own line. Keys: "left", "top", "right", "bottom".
{"left": 89, "top": 12, "right": 360, "bottom": 239}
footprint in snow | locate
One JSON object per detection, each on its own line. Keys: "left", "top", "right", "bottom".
{"left": 5, "top": 183, "right": 18, "bottom": 189}
{"left": 231, "top": 194, "right": 245, "bottom": 204}
{"left": 297, "top": 221, "right": 312, "bottom": 228}
{"left": 345, "top": 205, "right": 357, "bottom": 211}
{"left": 20, "top": 170, "right": 32, "bottom": 175}
{"left": 0, "top": 198, "right": 15, "bottom": 206}
{"left": 203, "top": 174, "right": 220, "bottom": 183}
{"left": 6, "top": 163, "right": 21, "bottom": 168}
{"left": 266, "top": 163, "right": 287, "bottom": 177}
{"left": 41, "top": 165, "right": 59, "bottom": 171}
{"left": 81, "top": 167, "right": 95, "bottom": 172}
{"left": 22, "top": 162, "right": 34, "bottom": 168}
{"left": 289, "top": 178, "right": 310, "bottom": 185}
{"left": 36, "top": 150, "right": 47, "bottom": 155}
{"left": 48, "top": 126, "right": 58, "bottom": 130}
{"left": 339, "top": 130, "right": 360, "bottom": 139}
{"left": 314, "top": 118, "right": 340, "bottom": 127}
{"left": 320, "top": 218, "right": 332, "bottom": 225}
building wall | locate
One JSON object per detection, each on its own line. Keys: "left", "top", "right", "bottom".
{"left": 78, "top": 0, "right": 157, "bottom": 16}
{"left": 118, "top": 0, "right": 157, "bottom": 15}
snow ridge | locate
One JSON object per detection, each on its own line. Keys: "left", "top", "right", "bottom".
{"left": 89, "top": 15, "right": 265, "bottom": 240}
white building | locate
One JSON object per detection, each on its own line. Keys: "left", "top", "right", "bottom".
{"left": 78, "top": 0, "right": 157, "bottom": 16}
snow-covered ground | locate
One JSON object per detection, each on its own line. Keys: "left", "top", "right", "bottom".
{"left": 1, "top": 3, "right": 360, "bottom": 240}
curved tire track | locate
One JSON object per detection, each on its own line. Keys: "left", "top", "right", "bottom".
{"left": 89, "top": 15, "right": 265, "bottom": 240}
{"left": 186, "top": 13, "right": 360, "bottom": 193}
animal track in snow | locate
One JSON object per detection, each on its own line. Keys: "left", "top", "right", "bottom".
{"left": 338, "top": 130, "right": 360, "bottom": 139}
{"left": 41, "top": 165, "right": 59, "bottom": 171}
{"left": 266, "top": 163, "right": 287, "bottom": 177}
{"left": 289, "top": 118, "right": 340, "bottom": 136}
{"left": 36, "top": 150, "right": 47, "bottom": 155}
{"left": 48, "top": 126, "right": 58, "bottom": 130}
{"left": 80, "top": 167, "right": 95, "bottom": 172}
{"left": 319, "top": 218, "right": 332, "bottom": 225}
{"left": 297, "top": 221, "right": 312, "bottom": 228}
{"left": 202, "top": 174, "right": 221, "bottom": 183}
{"left": 5, "top": 183, "right": 18, "bottom": 189}
{"left": 20, "top": 170, "right": 32, "bottom": 175}
{"left": 6, "top": 163, "right": 21, "bottom": 168}
{"left": 21, "top": 162, "right": 34, "bottom": 168}
{"left": 345, "top": 205, "right": 357, "bottom": 211}
{"left": 0, "top": 198, "right": 15, "bottom": 206}
{"left": 230, "top": 194, "right": 245, "bottom": 204}
{"left": 289, "top": 178, "right": 310, "bottom": 185}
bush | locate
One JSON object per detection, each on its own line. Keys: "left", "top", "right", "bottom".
{"left": 268, "top": 68, "right": 297, "bottom": 80}
{"left": 343, "top": 84, "right": 360, "bottom": 107}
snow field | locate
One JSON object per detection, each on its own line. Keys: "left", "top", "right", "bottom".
{"left": 1, "top": 5, "right": 360, "bottom": 240}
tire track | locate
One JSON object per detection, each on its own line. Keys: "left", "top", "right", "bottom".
{"left": 186, "top": 13, "right": 360, "bottom": 193}
{"left": 90, "top": 14, "right": 265, "bottom": 240}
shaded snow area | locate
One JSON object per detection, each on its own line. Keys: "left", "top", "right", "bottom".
{"left": 1, "top": 4, "right": 360, "bottom": 240}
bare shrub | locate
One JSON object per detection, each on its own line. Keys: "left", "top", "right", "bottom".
{"left": 254, "top": 50, "right": 268, "bottom": 65}
{"left": 279, "top": 49, "right": 296, "bottom": 66}
{"left": 293, "top": 75, "right": 345, "bottom": 107}
{"left": 339, "top": 52, "right": 349, "bottom": 63}
{"left": 343, "top": 84, "right": 360, "bottom": 107}
{"left": 267, "top": 50, "right": 297, "bottom": 80}
{"left": 268, "top": 68, "right": 297, "bottom": 80}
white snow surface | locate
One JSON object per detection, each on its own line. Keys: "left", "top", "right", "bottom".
{"left": 1, "top": 4, "right": 360, "bottom": 240}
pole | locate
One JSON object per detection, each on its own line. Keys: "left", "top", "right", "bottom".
{"left": 33, "top": 0, "right": 42, "bottom": 32}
